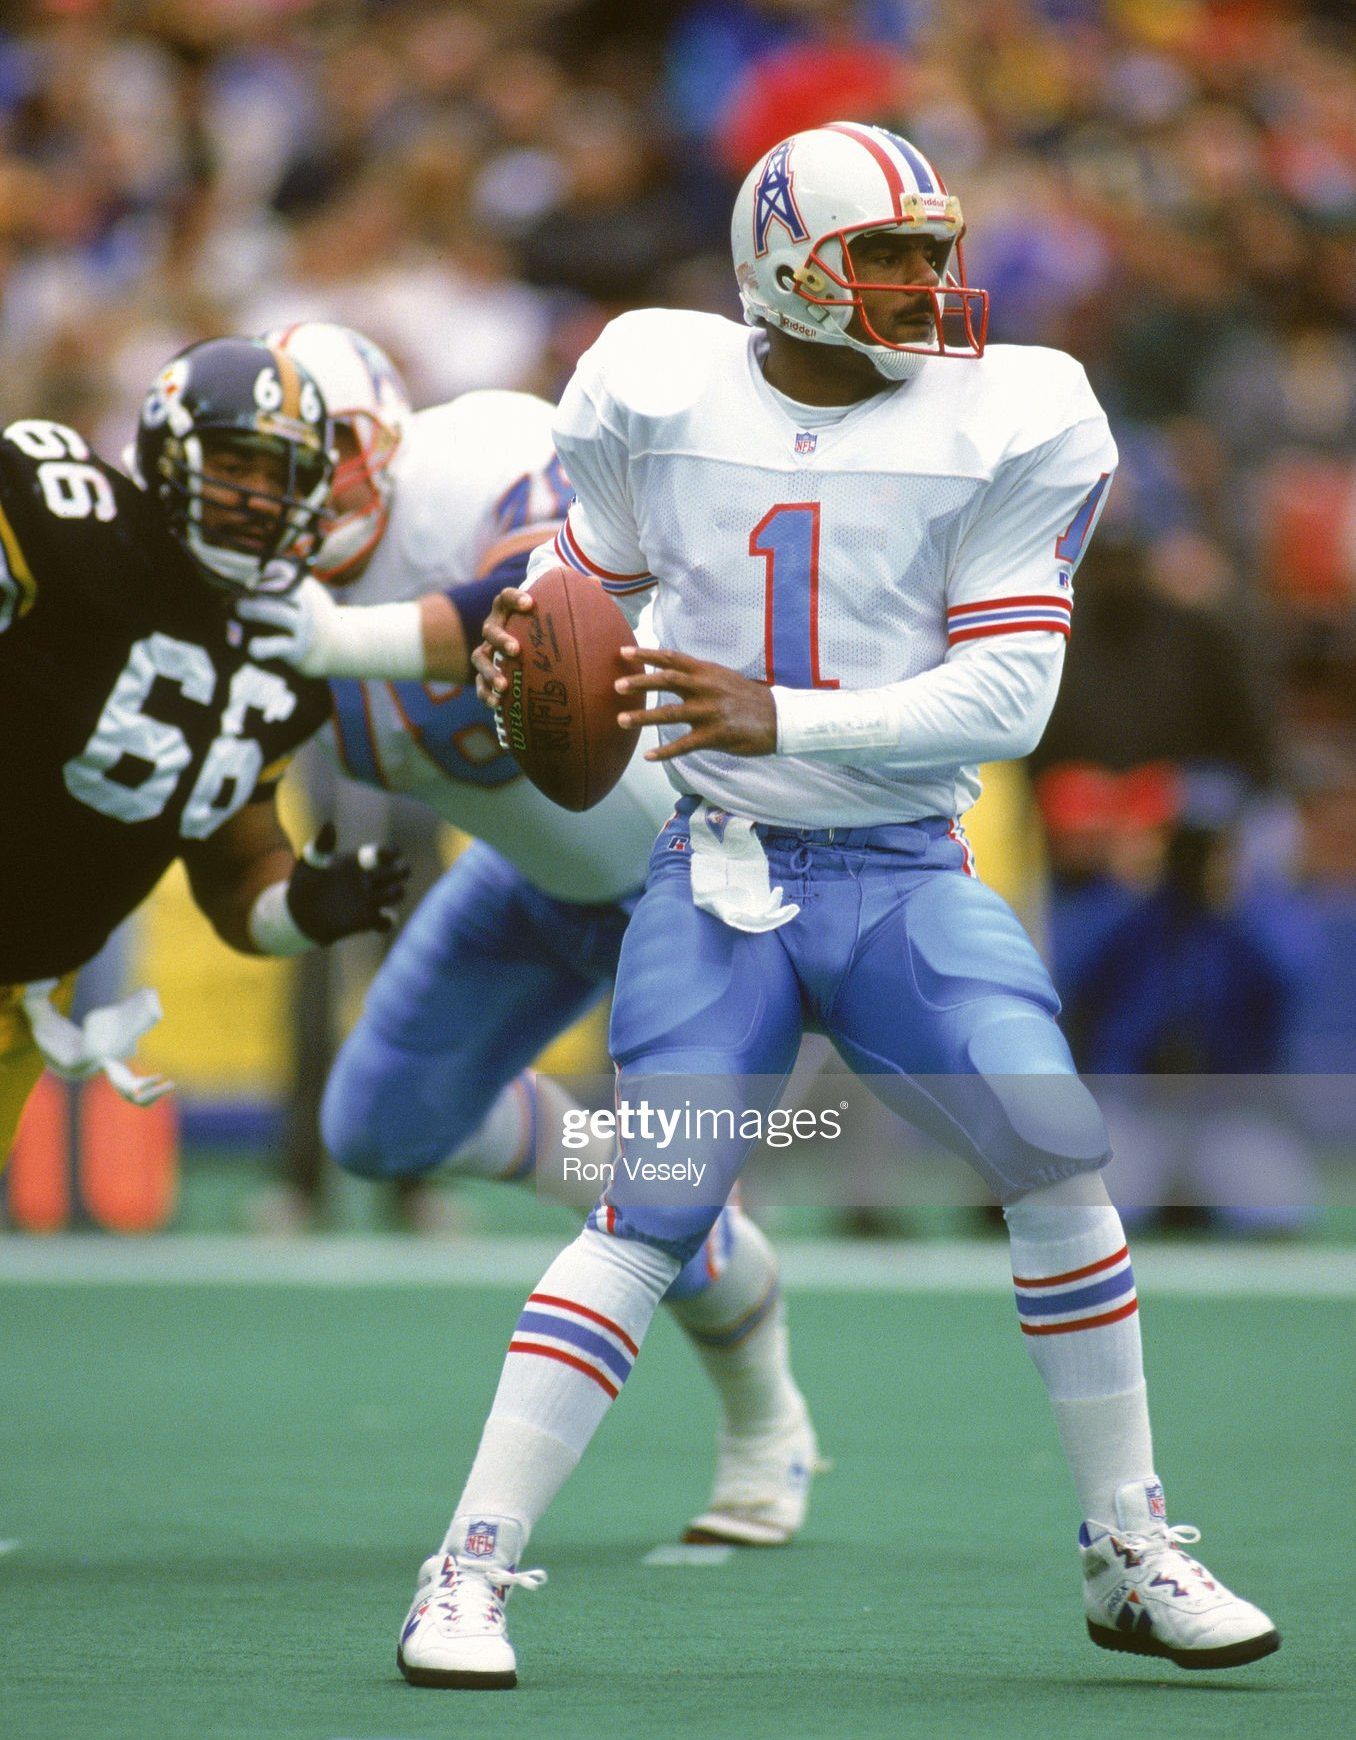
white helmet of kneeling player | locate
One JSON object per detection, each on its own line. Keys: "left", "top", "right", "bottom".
{"left": 265, "top": 322, "right": 412, "bottom": 585}
{"left": 731, "top": 122, "right": 988, "bottom": 383}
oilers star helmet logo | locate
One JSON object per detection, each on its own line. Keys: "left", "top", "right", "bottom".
{"left": 732, "top": 121, "right": 989, "bottom": 382}
{"left": 753, "top": 139, "right": 809, "bottom": 257}
{"left": 134, "top": 336, "right": 334, "bottom": 597}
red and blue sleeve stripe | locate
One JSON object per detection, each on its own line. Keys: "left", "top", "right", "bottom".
{"left": 553, "top": 510, "right": 656, "bottom": 597}
{"left": 947, "top": 594, "right": 1073, "bottom": 645}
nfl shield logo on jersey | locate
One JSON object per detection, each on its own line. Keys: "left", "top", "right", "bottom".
{"left": 795, "top": 431, "right": 818, "bottom": 455}
{"left": 464, "top": 1520, "right": 500, "bottom": 1558}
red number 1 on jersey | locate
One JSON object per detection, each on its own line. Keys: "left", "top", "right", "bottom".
{"left": 750, "top": 503, "right": 838, "bottom": 690}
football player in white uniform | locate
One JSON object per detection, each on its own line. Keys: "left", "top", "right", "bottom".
{"left": 239, "top": 322, "right": 822, "bottom": 1558}
{"left": 378, "top": 123, "right": 1274, "bottom": 1687}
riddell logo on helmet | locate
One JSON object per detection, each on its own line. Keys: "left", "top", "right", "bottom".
{"left": 780, "top": 317, "right": 819, "bottom": 340}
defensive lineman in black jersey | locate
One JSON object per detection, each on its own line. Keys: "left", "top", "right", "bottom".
{"left": 0, "top": 337, "right": 408, "bottom": 1154}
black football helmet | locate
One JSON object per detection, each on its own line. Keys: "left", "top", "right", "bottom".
{"left": 134, "top": 336, "right": 334, "bottom": 596}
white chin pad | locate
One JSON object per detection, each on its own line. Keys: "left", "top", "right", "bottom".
{"left": 864, "top": 344, "right": 929, "bottom": 383}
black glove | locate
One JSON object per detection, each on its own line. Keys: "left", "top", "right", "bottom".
{"left": 285, "top": 822, "right": 410, "bottom": 944}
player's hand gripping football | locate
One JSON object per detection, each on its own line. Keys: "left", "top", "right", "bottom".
{"left": 286, "top": 823, "right": 410, "bottom": 943}
{"left": 472, "top": 585, "right": 531, "bottom": 708}
{"left": 614, "top": 646, "right": 777, "bottom": 760}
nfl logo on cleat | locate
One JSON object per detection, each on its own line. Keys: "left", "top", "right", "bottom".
{"left": 464, "top": 1520, "right": 499, "bottom": 1558}
{"left": 795, "top": 431, "right": 817, "bottom": 455}
{"left": 1145, "top": 1481, "right": 1167, "bottom": 1523}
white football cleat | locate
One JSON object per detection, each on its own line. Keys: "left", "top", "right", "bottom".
{"left": 683, "top": 1397, "right": 828, "bottom": 1547}
{"left": 1081, "top": 1479, "right": 1280, "bottom": 1670}
{"left": 397, "top": 1549, "right": 546, "bottom": 1690}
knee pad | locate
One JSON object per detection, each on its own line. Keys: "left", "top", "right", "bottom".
{"left": 961, "top": 1012, "right": 1112, "bottom": 1200}
{"left": 663, "top": 1206, "right": 735, "bottom": 1301}
{"left": 321, "top": 1030, "right": 491, "bottom": 1179}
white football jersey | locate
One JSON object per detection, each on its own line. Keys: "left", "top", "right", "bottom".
{"left": 325, "top": 390, "right": 675, "bottom": 903}
{"left": 537, "top": 309, "right": 1117, "bottom": 826}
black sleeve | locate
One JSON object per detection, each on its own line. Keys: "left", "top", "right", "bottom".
{"left": 0, "top": 424, "right": 144, "bottom": 632}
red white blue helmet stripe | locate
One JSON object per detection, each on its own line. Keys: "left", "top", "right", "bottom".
{"left": 821, "top": 122, "right": 948, "bottom": 210}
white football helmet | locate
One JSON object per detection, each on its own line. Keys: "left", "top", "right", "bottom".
{"left": 731, "top": 122, "right": 988, "bottom": 383}
{"left": 265, "top": 322, "right": 412, "bottom": 584}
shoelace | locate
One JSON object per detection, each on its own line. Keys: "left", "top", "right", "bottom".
{"left": 487, "top": 1565, "right": 548, "bottom": 1592}
{"left": 422, "top": 1561, "right": 548, "bottom": 1634}
{"left": 1087, "top": 1520, "right": 1208, "bottom": 1583}
{"left": 435, "top": 1559, "right": 548, "bottom": 1594}
{"left": 1088, "top": 1522, "right": 1202, "bottom": 1554}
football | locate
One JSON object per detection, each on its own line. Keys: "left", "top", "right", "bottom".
{"left": 496, "top": 566, "right": 638, "bottom": 811}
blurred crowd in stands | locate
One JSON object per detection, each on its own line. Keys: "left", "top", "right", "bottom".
{"left": 2, "top": 0, "right": 1353, "bottom": 1198}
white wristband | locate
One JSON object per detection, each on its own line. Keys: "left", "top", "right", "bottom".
{"left": 773, "top": 685, "right": 903, "bottom": 756}
{"left": 247, "top": 880, "right": 315, "bottom": 956}
{"left": 319, "top": 600, "right": 426, "bottom": 680}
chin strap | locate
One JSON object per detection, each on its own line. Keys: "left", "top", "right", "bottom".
{"left": 21, "top": 979, "right": 174, "bottom": 1107}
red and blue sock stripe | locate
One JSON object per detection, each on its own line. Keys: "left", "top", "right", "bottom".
{"left": 1013, "top": 1244, "right": 1137, "bottom": 1336}
{"left": 508, "top": 1292, "right": 639, "bottom": 1398}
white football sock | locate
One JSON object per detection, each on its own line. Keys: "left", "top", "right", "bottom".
{"left": 449, "top": 1226, "right": 680, "bottom": 1550}
{"left": 666, "top": 1209, "right": 803, "bottom": 1436}
{"left": 444, "top": 1071, "right": 538, "bottom": 1180}
{"left": 1004, "top": 1174, "right": 1156, "bottom": 1526}
{"left": 444, "top": 1072, "right": 619, "bottom": 1190}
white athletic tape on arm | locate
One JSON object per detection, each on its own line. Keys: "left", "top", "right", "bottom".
{"left": 772, "top": 636, "right": 1064, "bottom": 769}
{"left": 315, "top": 599, "right": 426, "bottom": 680}
{"left": 246, "top": 880, "right": 315, "bottom": 957}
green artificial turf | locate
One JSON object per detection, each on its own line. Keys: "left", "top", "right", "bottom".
{"left": 1, "top": 1279, "right": 1349, "bottom": 1740}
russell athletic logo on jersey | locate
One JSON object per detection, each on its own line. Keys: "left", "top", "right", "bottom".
{"left": 753, "top": 140, "right": 809, "bottom": 257}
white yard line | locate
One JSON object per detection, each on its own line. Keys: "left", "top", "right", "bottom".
{"left": 642, "top": 1543, "right": 734, "bottom": 1567}
{"left": 0, "top": 1234, "right": 1352, "bottom": 1296}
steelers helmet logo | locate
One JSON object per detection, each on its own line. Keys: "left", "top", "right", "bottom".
{"left": 141, "top": 359, "right": 189, "bottom": 429}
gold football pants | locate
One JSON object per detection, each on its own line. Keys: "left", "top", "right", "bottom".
{"left": 0, "top": 975, "right": 77, "bottom": 1167}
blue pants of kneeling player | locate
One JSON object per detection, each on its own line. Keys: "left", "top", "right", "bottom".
{"left": 321, "top": 840, "right": 731, "bottom": 1299}
{"left": 323, "top": 841, "right": 630, "bottom": 1176}
{"left": 597, "top": 802, "right": 1111, "bottom": 1264}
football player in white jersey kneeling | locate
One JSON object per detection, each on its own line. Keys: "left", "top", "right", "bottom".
{"left": 239, "top": 322, "right": 824, "bottom": 1566}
